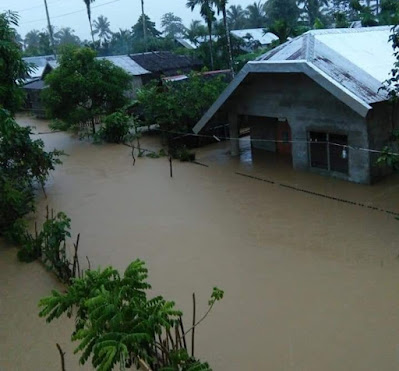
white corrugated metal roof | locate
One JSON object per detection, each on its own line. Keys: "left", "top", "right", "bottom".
{"left": 257, "top": 26, "right": 393, "bottom": 104}
{"left": 193, "top": 26, "right": 395, "bottom": 133}
{"left": 231, "top": 28, "right": 279, "bottom": 45}
{"left": 97, "top": 55, "right": 150, "bottom": 76}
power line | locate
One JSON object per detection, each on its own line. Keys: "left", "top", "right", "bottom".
{"left": 12, "top": 0, "right": 62, "bottom": 14}
{"left": 156, "top": 128, "right": 399, "bottom": 157}
{"left": 20, "top": 0, "right": 122, "bottom": 26}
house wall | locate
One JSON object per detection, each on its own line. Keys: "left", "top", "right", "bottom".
{"left": 367, "top": 101, "right": 399, "bottom": 180}
{"left": 225, "top": 73, "right": 370, "bottom": 183}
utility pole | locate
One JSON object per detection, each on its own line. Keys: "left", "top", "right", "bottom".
{"left": 43, "top": 0, "right": 56, "bottom": 58}
{"left": 141, "top": 0, "right": 147, "bottom": 52}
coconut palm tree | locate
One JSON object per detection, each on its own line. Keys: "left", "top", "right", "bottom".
{"left": 187, "top": 0, "right": 216, "bottom": 69}
{"left": 185, "top": 20, "right": 207, "bottom": 45}
{"left": 227, "top": 5, "right": 247, "bottom": 29}
{"left": 83, "top": 0, "right": 96, "bottom": 44}
{"left": 54, "top": 27, "right": 81, "bottom": 46}
{"left": 297, "top": 0, "right": 329, "bottom": 27}
{"left": 213, "top": 0, "right": 235, "bottom": 76}
{"left": 246, "top": 1, "right": 266, "bottom": 28}
{"left": 93, "top": 15, "right": 112, "bottom": 44}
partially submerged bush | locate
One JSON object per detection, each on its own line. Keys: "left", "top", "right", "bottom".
{"left": 96, "top": 112, "right": 132, "bottom": 143}
{"left": 39, "top": 259, "right": 224, "bottom": 370}
{"left": 172, "top": 146, "right": 196, "bottom": 162}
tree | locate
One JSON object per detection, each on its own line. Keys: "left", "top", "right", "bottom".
{"left": 214, "top": 0, "right": 235, "bottom": 76}
{"left": 298, "top": 0, "right": 329, "bottom": 27}
{"left": 378, "top": 0, "right": 399, "bottom": 25}
{"left": 39, "top": 259, "right": 223, "bottom": 371}
{"left": 54, "top": 27, "right": 81, "bottom": 47}
{"left": 0, "top": 12, "right": 31, "bottom": 113}
{"left": 132, "top": 14, "right": 161, "bottom": 41}
{"left": 246, "top": 1, "right": 266, "bottom": 28}
{"left": 93, "top": 15, "right": 112, "bottom": 44}
{"left": 227, "top": 5, "right": 248, "bottom": 30}
{"left": 83, "top": 0, "right": 96, "bottom": 44}
{"left": 137, "top": 71, "right": 227, "bottom": 133}
{"left": 264, "top": 0, "right": 300, "bottom": 41}
{"left": 161, "top": 12, "right": 186, "bottom": 38}
{"left": 24, "top": 29, "right": 53, "bottom": 56}
{"left": 0, "top": 109, "right": 63, "bottom": 234}
{"left": 185, "top": 20, "right": 207, "bottom": 45}
{"left": 42, "top": 46, "right": 132, "bottom": 133}
{"left": 187, "top": 0, "right": 216, "bottom": 69}
{"left": 109, "top": 28, "right": 132, "bottom": 55}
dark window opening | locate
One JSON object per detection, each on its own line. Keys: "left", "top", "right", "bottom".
{"left": 309, "top": 131, "right": 348, "bottom": 174}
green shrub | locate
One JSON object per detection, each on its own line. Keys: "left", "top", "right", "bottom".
{"left": 173, "top": 146, "right": 196, "bottom": 162}
{"left": 48, "top": 119, "right": 70, "bottom": 132}
{"left": 97, "top": 112, "right": 132, "bottom": 143}
{"left": 39, "top": 259, "right": 224, "bottom": 371}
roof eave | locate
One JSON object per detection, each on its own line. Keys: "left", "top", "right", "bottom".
{"left": 193, "top": 60, "right": 372, "bottom": 134}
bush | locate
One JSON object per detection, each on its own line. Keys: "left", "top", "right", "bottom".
{"left": 96, "top": 112, "right": 131, "bottom": 143}
{"left": 39, "top": 259, "right": 224, "bottom": 371}
{"left": 48, "top": 119, "right": 70, "bottom": 132}
{"left": 170, "top": 146, "right": 196, "bottom": 162}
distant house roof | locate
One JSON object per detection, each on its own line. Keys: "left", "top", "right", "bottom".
{"left": 162, "top": 69, "right": 232, "bottom": 83}
{"left": 175, "top": 38, "right": 197, "bottom": 49}
{"left": 23, "top": 79, "right": 46, "bottom": 90}
{"left": 231, "top": 28, "right": 279, "bottom": 46}
{"left": 23, "top": 55, "right": 56, "bottom": 81}
{"left": 129, "top": 51, "right": 202, "bottom": 76}
{"left": 193, "top": 26, "right": 394, "bottom": 133}
{"left": 97, "top": 55, "right": 150, "bottom": 76}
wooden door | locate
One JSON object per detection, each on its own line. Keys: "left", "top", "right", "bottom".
{"left": 276, "top": 121, "right": 292, "bottom": 155}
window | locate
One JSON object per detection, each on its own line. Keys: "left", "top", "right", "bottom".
{"left": 309, "top": 132, "right": 348, "bottom": 174}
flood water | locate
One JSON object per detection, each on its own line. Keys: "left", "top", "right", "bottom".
{"left": 2, "top": 115, "right": 399, "bottom": 370}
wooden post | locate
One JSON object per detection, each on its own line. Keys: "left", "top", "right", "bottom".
{"left": 169, "top": 156, "right": 173, "bottom": 178}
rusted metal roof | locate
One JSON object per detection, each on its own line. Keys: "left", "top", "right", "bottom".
{"left": 193, "top": 26, "right": 394, "bottom": 133}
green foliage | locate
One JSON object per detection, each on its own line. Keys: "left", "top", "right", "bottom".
{"left": 96, "top": 112, "right": 132, "bottom": 143}
{"left": 42, "top": 46, "right": 132, "bottom": 133}
{"left": 172, "top": 146, "right": 196, "bottom": 162}
{"left": 136, "top": 71, "right": 227, "bottom": 134}
{"left": 48, "top": 119, "right": 70, "bottom": 132}
{"left": 39, "top": 260, "right": 224, "bottom": 370}
{"left": 0, "top": 109, "right": 63, "bottom": 234}
{"left": 0, "top": 11, "right": 31, "bottom": 113}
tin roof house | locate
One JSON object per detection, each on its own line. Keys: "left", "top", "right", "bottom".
{"left": 193, "top": 26, "right": 397, "bottom": 184}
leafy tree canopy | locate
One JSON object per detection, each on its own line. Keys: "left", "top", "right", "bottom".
{"left": 161, "top": 12, "right": 187, "bottom": 38}
{"left": 0, "top": 11, "right": 31, "bottom": 113}
{"left": 42, "top": 46, "right": 132, "bottom": 132}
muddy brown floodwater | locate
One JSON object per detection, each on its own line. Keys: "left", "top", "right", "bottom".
{"left": 2, "top": 114, "right": 399, "bottom": 370}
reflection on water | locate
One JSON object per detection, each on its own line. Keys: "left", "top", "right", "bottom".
{"left": 2, "top": 115, "right": 399, "bottom": 371}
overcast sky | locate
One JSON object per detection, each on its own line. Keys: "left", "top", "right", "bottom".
{"left": 2, "top": 0, "right": 257, "bottom": 40}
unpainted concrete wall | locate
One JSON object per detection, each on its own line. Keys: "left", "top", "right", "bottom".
{"left": 226, "top": 73, "right": 370, "bottom": 184}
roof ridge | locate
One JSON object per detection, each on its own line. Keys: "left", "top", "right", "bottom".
{"left": 305, "top": 25, "right": 392, "bottom": 36}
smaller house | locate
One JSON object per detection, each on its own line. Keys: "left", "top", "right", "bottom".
{"left": 22, "top": 51, "right": 203, "bottom": 116}
{"left": 230, "top": 28, "right": 279, "bottom": 52}
{"left": 129, "top": 51, "right": 203, "bottom": 80}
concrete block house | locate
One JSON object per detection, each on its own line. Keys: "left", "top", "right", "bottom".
{"left": 194, "top": 27, "right": 398, "bottom": 184}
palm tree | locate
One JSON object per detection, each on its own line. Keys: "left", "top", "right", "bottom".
{"left": 83, "top": 0, "right": 96, "bottom": 44}
{"left": 185, "top": 20, "right": 207, "bottom": 45}
{"left": 93, "top": 15, "right": 112, "bottom": 44}
{"left": 213, "top": 0, "right": 235, "bottom": 76}
{"left": 246, "top": 1, "right": 266, "bottom": 28}
{"left": 227, "top": 5, "right": 247, "bottom": 30}
{"left": 297, "top": 0, "right": 329, "bottom": 27}
{"left": 54, "top": 27, "right": 81, "bottom": 46}
{"left": 187, "top": 0, "right": 216, "bottom": 69}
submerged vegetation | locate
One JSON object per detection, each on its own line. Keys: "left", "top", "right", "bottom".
{"left": 39, "top": 260, "right": 224, "bottom": 370}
